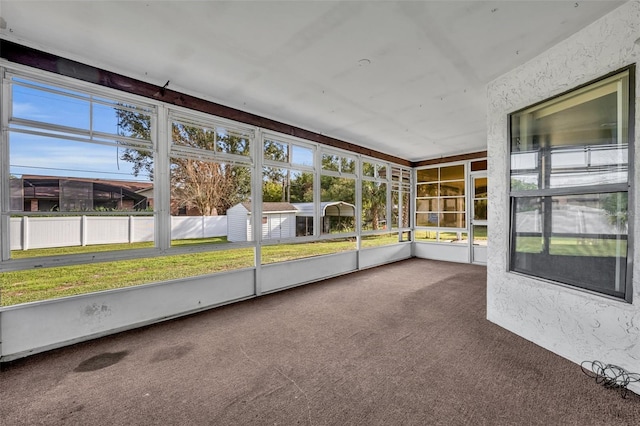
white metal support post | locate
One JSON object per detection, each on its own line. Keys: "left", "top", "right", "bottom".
{"left": 0, "top": 68, "right": 11, "bottom": 262}
{"left": 0, "top": 66, "right": 9, "bottom": 360}
{"left": 253, "top": 128, "right": 263, "bottom": 296}
{"left": 355, "top": 155, "right": 362, "bottom": 268}
{"left": 314, "top": 144, "right": 322, "bottom": 239}
{"left": 155, "top": 106, "right": 171, "bottom": 251}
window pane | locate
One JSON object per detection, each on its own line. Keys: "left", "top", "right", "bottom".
{"left": 474, "top": 178, "right": 487, "bottom": 198}
{"left": 320, "top": 153, "right": 355, "bottom": 174}
{"left": 263, "top": 168, "right": 313, "bottom": 204}
{"left": 441, "top": 213, "right": 465, "bottom": 228}
{"left": 417, "top": 183, "right": 438, "bottom": 197}
{"left": 474, "top": 199, "right": 488, "bottom": 221}
{"left": 511, "top": 174, "right": 539, "bottom": 191}
{"left": 173, "top": 121, "right": 216, "bottom": 151}
{"left": 96, "top": 102, "right": 152, "bottom": 140}
{"left": 549, "top": 145, "right": 628, "bottom": 188}
{"left": 402, "top": 192, "right": 411, "bottom": 228}
{"left": 260, "top": 167, "right": 314, "bottom": 240}
{"left": 341, "top": 156, "right": 356, "bottom": 174}
{"left": 291, "top": 145, "right": 313, "bottom": 166}
{"left": 416, "top": 198, "right": 438, "bottom": 212}
{"left": 510, "top": 70, "right": 629, "bottom": 191}
{"left": 10, "top": 134, "right": 153, "bottom": 223}
{"left": 12, "top": 82, "right": 90, "bottom": 129}
{"left": 362, "top": 161, "right": 376, "bottom": 177}
{"left": 217, "top": 128, "right": 251, "bottom": 156}
{"left": 440, "top": 180, "right": 465, "bottom": 196}
{"left": 7, "top": 79, "right": 156, "bottom": 261}
{"left": 321, "top": 154, "right": 339, "bottom": 171}
{"left": 264, "top": 139, "right": 289, "bottom": 162}
{"left": 415, "top": 230, "right": 438, "bottom": 241}
{"left": 441, "top": 165, "right": 464, "bottom": 181}
{"left": 442, "top": 197, "right": 464, "bottom": 212}
{"left": 321, "top": 176, "right": 356, "bottom": 234}
{"left": 417, "top": 168, "right": 438, "bottom": 183}
{"left": 439, "top": 231, "right": 468, "bottom": 243}
{"left": 416, "top": 213, "right": 438, "bottom": 227}
{"left": 362, "top": 181, "right": 387, "bottom": 231}
{"left": 473, "top": 225, "right": 487, "bottom": 245}
{"left": 170, "top": 159, "right": 250, "bottom": 244}
{"left": 511, "top": 193, "right": 628, "bottom": 297}
{"left": 392, "top": 190, "right": 411, "bottom": 229}
{"left": 392, "top": 191, "right": 399, "bottom": 229}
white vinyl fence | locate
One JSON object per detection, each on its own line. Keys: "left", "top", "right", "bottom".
{"left": 10, "top": 215, "right": 228, "bottom": 250}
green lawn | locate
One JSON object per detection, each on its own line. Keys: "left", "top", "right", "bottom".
{"left": 415, "top": 231, "right": 468, "bottom": 242}
{"left": 1, "top": 233, "right": 414, "bottom": 306}
{"left": 360, "top": 233, "right": 404, "bottom": 248}
{"left": 262, "top": 239, "right": 356, "bottom": 264}
{"left": 515, "top": 236, "right": 626, "bottom": 257}
{"left": 2, "top": 237, "right": 361, "bottom": 306}
{"left": 1, "top": 247, "right": 255, "bottom": 306}
{"left": 10, "top": 237, "right": 228, "bottom": 259}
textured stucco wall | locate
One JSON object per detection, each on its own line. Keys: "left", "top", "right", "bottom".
{"left": 487, "top": 0, "right": 640, "bottom": 391}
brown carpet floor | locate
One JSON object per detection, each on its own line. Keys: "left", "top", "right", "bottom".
{"left": 1, "top": 258, "right": 639, "bottom": 425}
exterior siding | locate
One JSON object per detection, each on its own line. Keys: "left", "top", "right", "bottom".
{"left": 487, "top": 0, "right": 640, "bottom": 394}
{"left": 226, "top": 204, "right": 249, "bottom": 242}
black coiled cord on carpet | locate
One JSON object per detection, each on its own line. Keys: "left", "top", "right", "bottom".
{"left": 581, "top": 360, "right": 640, "bottom": 399}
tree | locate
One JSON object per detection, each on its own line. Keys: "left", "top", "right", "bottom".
{"left": 116, "top": 109, "right": 250, "bottom": 215}
{"left": 602, "top": 192, "right": 628, "bottom": 231}
{"left": 361, "top": 162, "right": 387, "bottom": 231}
{"left": 171, "top": 159, "right": 244, "bottom": 216}
{"left": 262, "top": 180, "right": 284, "bottom": 202}
{"left": 289, "top": 172, "right": 313, "bottom": 203}
{"left": 362, "top": 181, "right": 387, "bottom": 230}
{"left": 320, "top": 176, "right": 355, "bottom": 204}
{"left": 117, "top": 110, "right": 154, "bottom": 179}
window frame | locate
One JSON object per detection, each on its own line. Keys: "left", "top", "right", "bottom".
{"left": 318, "top": 147, "right": 358, "bottom": 238}
{"left": 0, "top": 59, "right": 413, "bottom": 306}
{"left": 1, "top": 68, "right": 162, "bottom": 266}
{"left": 507, "top": 65, "right": 635, "bottom": 303}
{"left": 361, "top": 157, "right": 391, "bottom": 235}
{"left": 415, "top": 161, "right": 468, "bottom": 236}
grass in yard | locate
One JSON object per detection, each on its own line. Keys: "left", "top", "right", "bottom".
{"left": 10, "top": 237, "right": 229, "bottom": 259}
{"left": 261, "top": 239, "right": 356, "bottom": 264}
{"left": 515, "top": 236, "right": 627, "bottom": 257}
{"left": 2, "top": 237, "right": 365, "bottom": 306}
{"left": 1, "top": 246, "right": 254, "bottom": 306}
{"left": 414, "top": 230, "right": 468, "bottom": 243}
{"left": 360, "top": 233, "right": 402, "bottom": 248}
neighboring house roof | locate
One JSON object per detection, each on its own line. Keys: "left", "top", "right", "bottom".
{"left": 20, "top": 175, "right": 153, "bottom": 192}
{"left": 17, "top": 175, "right": 152, "bottom": 201}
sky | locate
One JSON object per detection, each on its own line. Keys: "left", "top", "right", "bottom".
{"left": 10, "top": 80, "right": 151, "bottom": 182}
{"left": 10, "top": 79, "right": 319, "bottom": 184}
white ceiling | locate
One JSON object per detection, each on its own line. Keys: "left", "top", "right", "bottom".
{"left": 0, "top": 0, "right": 626, "bottom": 162}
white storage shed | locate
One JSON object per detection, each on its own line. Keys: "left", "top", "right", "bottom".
{"left": 227, "top": 202, "right": 298, "bottom": 242}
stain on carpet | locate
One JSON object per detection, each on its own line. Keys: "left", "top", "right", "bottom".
{"left": 74, "top": 351, "right": 128, "bottom": 372}
{"left": 150, "top": 343, "right": 195, "bottom": 363}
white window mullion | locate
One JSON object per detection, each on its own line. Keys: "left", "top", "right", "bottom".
{"left": 155, "top": 105, "right": 171, "bottom": 251}
{"left": 254, "top": 128, "right": 264, "bottom": 295}
{"left": 0, "top": 68, "right": 11, "bottom": 261}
